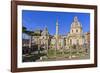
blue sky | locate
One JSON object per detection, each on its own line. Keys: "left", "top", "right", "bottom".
{"left": 22, "top": 10, "right": 90, "bottom": 35}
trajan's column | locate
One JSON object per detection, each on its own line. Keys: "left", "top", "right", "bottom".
{"left": 56, "top": 20, "right": 59, "bottom": 50}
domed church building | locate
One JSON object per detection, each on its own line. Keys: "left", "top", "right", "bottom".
{"left": 66, "top": 16, "right": 85, "bottom": 49}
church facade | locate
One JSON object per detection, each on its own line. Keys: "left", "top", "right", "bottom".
{"left": 66, "top": 16, "right": 85, "bottom": 49}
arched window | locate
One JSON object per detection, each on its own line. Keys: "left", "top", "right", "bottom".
{"left": 76, "top": 29, "right": 78, "bottom": 32}
{"left": 72, "top": 30, "right": 73, "bottom": 33}
{"left": 70, "top": 39, "right": 72, "bottom": 45}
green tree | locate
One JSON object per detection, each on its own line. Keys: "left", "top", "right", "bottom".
{"left": 22, "top": 26, "right": 27, "bottom": 33}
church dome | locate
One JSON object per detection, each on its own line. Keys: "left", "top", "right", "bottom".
{"left": 71, "top": 16, "right": 82, "bottom": 28}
